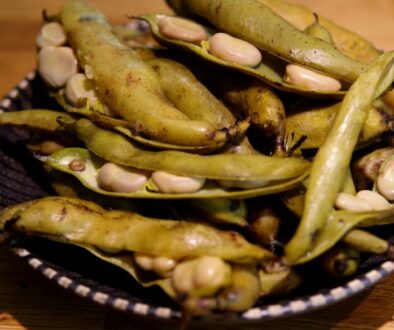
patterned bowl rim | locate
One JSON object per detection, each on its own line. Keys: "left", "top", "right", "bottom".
{"left": 2, "top": 72, "right": 394, "bottom": 321}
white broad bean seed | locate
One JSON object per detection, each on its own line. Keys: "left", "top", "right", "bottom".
{"left": 38, "top": 46, "right": 78, "bottom": 88}
{"left": 151, "top": 171, "right": 205, "bottom": 194}
{"left": 152, "top": 256, "right": 177, "bottom": 277}
{"left": 36, "top": 22, "right": 67, "bottom": 48}
{"left": 356, "top": 190, "right": 390, "bottom": 210}
{"left": 158, "top": 16, "right": 208, "bottom": 43}
{"left": 377, "top": 160, "right": 394, "bottom": 201}
{"left": 335, "top": 192, "right": 374, "bottom": 211}
{"left": 98, "top": 163, "right": 149, "bottom": 193}
{"left": 134, "top": 252, "right": 154, "bottom": 271}
{"left": 284, "top": 64, "right": 342, "bottom": 92}
{"left": 65, "top": 73, "right": 98, "bottom": 106}
{"left": 171, "top": 256, "right": 228, "bottom": 294}
{"left": 209, "top": 33, "right": 262, "bottom": 67}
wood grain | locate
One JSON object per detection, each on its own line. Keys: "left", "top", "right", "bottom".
{"left": 1, "top": 1, "right": 394, "bottom": 329}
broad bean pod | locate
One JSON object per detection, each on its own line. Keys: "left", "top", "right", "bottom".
{"left": 59, "top": 1, "right": 239, "bottom": 148}
{"left": 140, "top": 14, "right": 345, "bottom": 97}
{"left": 285, "top": 51, "right": 394, "bottom": 264}
{"left": 258, "top": 0, "right": 381, "bottom": 64}
{"left": 286, "top": 101, "right": 393, "bottom": 149}
{"left": 43, "top": 147, "right": 309, "bottom": 199}
{"left": 0, "top": 196, "right": 272, "bottom": 264}
{"left": 167, "top": 0, "right": 367, "bottom": 82}
{"left": 67, "top": 118, "right": 310, "bottom": 181}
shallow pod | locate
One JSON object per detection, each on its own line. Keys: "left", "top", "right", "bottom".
{"left": 138, "top": 15, "right": 346, "bottom": 98}
{"left": 42, "top": 148, "right": 309, "bottom": 199}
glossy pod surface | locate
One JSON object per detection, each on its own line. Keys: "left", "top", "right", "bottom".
{"left": 44, "top": 147, "right": 309, "bottom": 199}
{"left": 139, "top": 14, "right": 346, "bottom": 98}
{"left": 167, "top": 0, "right": 367, "bottom": 82}
{"left": 285, "top": 52, "right": 394, "bottom": 264}
{"left": 59, "top": 1, "right": 238, "bottom": 148}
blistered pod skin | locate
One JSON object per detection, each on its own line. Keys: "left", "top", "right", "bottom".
{"left": 38, "top": 46, "right": 78, "bottom": 88}
{"left": 59, "top": 1, "right": 232, "bottom": 148}
{"left": 0, "top": 197, "right": 272, "bottom": 263}
{"left": 158, "top": 16, "right": 208, "bottom": 43}
{"left": 209, "top": 33, "right": 262, "bottom": 67}
{"left": 167, "top": 0, "right": 367, "bottom": 82}
{"left": 36, "top": 22, "right": 67, "bottom": 48}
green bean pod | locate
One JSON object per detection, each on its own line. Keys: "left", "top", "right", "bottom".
{"left": 68, "top": 119, "right": 309, "bottom": 182}
{"left": 0, "top": 109, "right": 74, "bottom": 133}
{"left": 53, "top": 82, "right": 247, "bottom": 154}
{"left": 0, "top": 197, "right": 272, "bottom": 264}
{"left": 59, "top": 1, "right": 238, "bottom": 148}
{"left": 258, "top": 0, "right": 381, "bottom": 64}
{"left": 221, "top": 82, "right": 286, "bottom": 155}
{"left": 167, "top": 0, "right": 367, "bottom": 82}
{"left": 343, "top": 229, "right": 394, "bottom": 259}
{"left": 139, "top": 14, "right": 345, "bottom": 98}
{"left": 286, "top": 102, "right": 393, "bottom": 149}
{"left": 285, "top": 51, "right": 394, "bottom": 265}
{"left": 43, "top": 148, "right": 308, "bottom": 199}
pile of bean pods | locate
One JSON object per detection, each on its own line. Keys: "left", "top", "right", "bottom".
{"left": 1, "top": 0, "right": 394, "bottom": 316}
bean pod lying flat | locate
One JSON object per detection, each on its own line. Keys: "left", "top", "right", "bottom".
{"left": 68, "top": 119, "right": 310, "bottom": 181}
{"left": 43, "top": 147, "right": 309, "bottom": 199}
{"left": 0, "top": 197, "right": 272, "bottom": 264}
{"left": 166, "top": 0, "right": 367, "bottom": 82}
{"left": 139, "top": 14, "right": 345, "bottom": 98}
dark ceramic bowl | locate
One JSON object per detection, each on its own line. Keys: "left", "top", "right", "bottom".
{"left": 1, "top": 72, "right": 393, "bottom": 321}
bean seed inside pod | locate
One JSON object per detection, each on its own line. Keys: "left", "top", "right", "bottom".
{"left": 65, "top": 73, "right": 98, "bottom": 106}
{"left": 284, "top": 64, "right": 342, "bottom": 92}
{"left": 98, "top": 162, "right": 149, "bottom": 193}
{"left": 38, "top": 46, "right": 78, "bottom": 88}
{"left": 158, "top": 16, "right": 208, "bottom": 43}
{"left": 36, "top": 22, "right": 67, "bottom": 48}
{"left": 151, "top": 171, "right": 205, "bottom": 194}
{"left": 334, "top": 192, "right": 373, "bottom": 211}
{"left": 356, "top": 190, "right": 390, "bottom": 210}
{"left": 208, "top": 33, "right": 262, "bottom": 67}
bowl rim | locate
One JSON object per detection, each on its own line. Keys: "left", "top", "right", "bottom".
{"left": 2, "top": 71, "right": 394, "bottom": 322}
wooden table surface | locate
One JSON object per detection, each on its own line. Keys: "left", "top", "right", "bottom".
{"left": 1, "top": 0, "right": 394, "bottom": 329}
